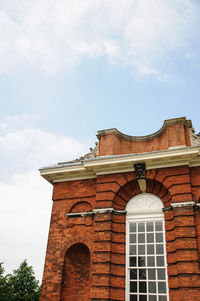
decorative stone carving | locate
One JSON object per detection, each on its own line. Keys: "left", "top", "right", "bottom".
{"left": 190, "top": 128, "right": 200, "bottom": 146}
{"left": 134, "top": 163, "right": 146, "bottom": 179}
{"left": 134, "top": 163, "right": 146, "bottom": 193}
{"left": 63, "top": 142, "right": 99, "bottom": 164}
{"left": 81, "top": 142, "right": 99, "bottom": 159}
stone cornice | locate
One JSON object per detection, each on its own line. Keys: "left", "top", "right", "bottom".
{"left": 66, "top": 208, "right": 126, "bottom": 218}
{"left": 97, "top": 117, "right": 192, "bottom": 141}
{"left": 163, "top": 201, "right": 200, "bottom": 211}
{"left": 171, "top": 201, "right": 195, "bottom": 208}
{"left": 40, "top": 146, "right": 200, "bottom": 184}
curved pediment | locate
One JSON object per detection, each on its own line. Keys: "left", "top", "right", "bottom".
{"left": 97, "top": 117, "right": 192, "bottom": 156}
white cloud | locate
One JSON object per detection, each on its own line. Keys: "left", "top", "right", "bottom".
{"left": 0, "top": 114, "right": 40, "bottom": 131}
{"left": 0, "top": 0, "right": 199, "bottom": 78}
{"left": 0, "top": 128, "right": 88, "bottom": 169}
{"left": 0, "top": 114, "right": 90, "bottom": 179}
{"left": 0, "top": 114, "right": 91, "bottom": 280}
{"left": 0, "top": 170, "right": 52, "bottom": 281}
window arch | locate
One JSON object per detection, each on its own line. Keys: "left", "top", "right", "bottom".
{"left": 126, "top": 193, "right": 169, "bottom": 301}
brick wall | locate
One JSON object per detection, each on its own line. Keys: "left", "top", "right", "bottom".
{"left": 40, "top": 118, "right": 200, "bottom": 300}
{"left": 40, "top": 165, "right": 200, "bottom": 301}
{"left": 98, "top": 119, "right": 191, "bottom": 156}
{"left": 61, "top": 243, "right": 91, "bottom": 300}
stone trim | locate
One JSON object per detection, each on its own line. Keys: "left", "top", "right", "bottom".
{"left": 66, "top": 208, "right": 126, "bottom": 218}
{"left": 163, "top": 202, "right": 200, "bottom": 212}
{"left": 171, "top": 201, "right": 195, "bottom": 208}
{"left": 40, "top": 146, "right": 200, "bottom": 184}
{"left": 194, "top": 203, "right": 200, "bottom": 210}
{"left": 66, "top": 212, "right": 94, "bottom": 217}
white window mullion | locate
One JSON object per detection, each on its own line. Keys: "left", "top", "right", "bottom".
{"left": 126, "top": 193, "right": 169, "bottom": 301}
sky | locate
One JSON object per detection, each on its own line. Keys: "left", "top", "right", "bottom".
{"left": 0, "top": 0, "right": 200, "bottom": 282}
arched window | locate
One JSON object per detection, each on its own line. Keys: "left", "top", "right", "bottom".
{"left": 126, "top": 193, "right": 169, "bottom": 301}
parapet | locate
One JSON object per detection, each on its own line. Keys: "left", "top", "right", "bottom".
{"left": 97, "top": 117, "right": 194, "bottom": 156}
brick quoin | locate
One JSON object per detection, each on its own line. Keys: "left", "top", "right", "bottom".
{"left": 39, "top": 117, "right": 200, "bottom": 301}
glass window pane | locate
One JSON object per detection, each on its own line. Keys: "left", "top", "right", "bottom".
{"left": 130, "top": 234, "right": 136, "bottom": 243}
{"left": 149, "top": 296, "right": 157, "bottom": 301}
{"left": 156, "top": 233, "right": 163, "bottom": 242}
{"left": 138, "top": 234, "right": 145, "bottom": 243}
{"left": 130, "top": 245, "right": 136, "bottom": 255}
{"left": 156, "top": 244, "right": 164, "bottom": 254}
{"left": 130, "top": 269, "right": 137, "bottom": 280}
{"left": 155, "top": 221, "right": 163, "bottom": 231}
{"left": 148, "top": 269, "right": 156, "bottom": 280}
{"left": 148, "top": 281, "right": 156, "bottom": 293}
{"left": 130, "top": 281, "right": 137, "bottom": 292}
{"left": 130, "top": 295, "right": 137, "bottom": 301}
{"left": 147, "top": 244, "right": 154, "bottom": 254}
{"left": 147, "top": 256, "right": 155, "bottom": 267}
{"left": 159, "top": 296, "right": 167, "bottom": 301}
{"left": 139, "top": 282, "right": 146, "bottom": 293}
{"left": 138, "top": 245, "right": 145, "bottom": 255}
{"left": 139, "top": 269, "right": 146, "bottom": 280}
{"left": 138, "top": 256, "right": 146, "bottom": 267}
{"left": 147, "top": 222, "right": 154, "bottom": 232}
{"left": 130, "top": 223, "right": 136, "bottom": 232}
{"left": 130, "top": 257, "right": 137, "bottom": 267}
{"left": 139, "top": 295, "right": 147, "bottom": 300}
{"left": 158, "top": 282, "right": 166, "bottom": 293}
{"left": 157, "top": 269, "right": 166, "bottom": 280}
{"left": 157, "top": 256, "right": 164, "bottom": 267}
{"left": 147, "top": 233, "right": 154, "bottom": 243}
{"left": 127, "top": 218, "right": 168, "bottom": 301}
{"left": 138, "top": 222, "right": 145, "bottom": 232}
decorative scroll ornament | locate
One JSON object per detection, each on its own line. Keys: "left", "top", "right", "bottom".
{"left": 134, "top": 163, "right": 146, "bottom": 193}
{"left": 62, "top": 142, "right": 99, "bottom": 164}
{"left": 190, "top": 128, "right": 200, "bottom": 146}
{"left": 81, "top": 142, "right": 99, "bottom": 159}
{"left": 134, "top": 163, "right": 146, "bottom": 179}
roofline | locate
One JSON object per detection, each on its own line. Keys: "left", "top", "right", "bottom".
{"left": 40, "top": 146, "right": 200, "bottom": 184}
{"left": 97, "top": 117, "right": 192, "bottom": 141}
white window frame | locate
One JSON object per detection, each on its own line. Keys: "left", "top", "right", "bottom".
{"left": 126, "top": 193, "right": 169, "bottom": 301}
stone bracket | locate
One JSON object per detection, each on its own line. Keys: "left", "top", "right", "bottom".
{"left": 134, "top": 162, "right": 146, "bottom": 192}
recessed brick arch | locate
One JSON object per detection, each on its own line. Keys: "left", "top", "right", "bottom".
{"left": 69, "top": 201, "right": 93, "bottom": 213}
{"left": 146, "top": 179, "right": 171, "bottom": 207}
{"left": 60, "top": 243, "right": 91, "bottom": 301}
{"left": 111, "top": 179, "right": 140, "bottom": 210}
{"left": 60, "top": 236, "right": 93, "bottom": 259}
{"left": 113, "top": 178, "right": 171, "bottom": 211}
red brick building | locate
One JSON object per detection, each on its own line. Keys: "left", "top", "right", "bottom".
{"left": 39, "top": 117, "right": 200, "bottom": 301}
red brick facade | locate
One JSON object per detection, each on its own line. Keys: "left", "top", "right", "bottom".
{"left": 40, "top": 117, "right": 200, "bottom": 301}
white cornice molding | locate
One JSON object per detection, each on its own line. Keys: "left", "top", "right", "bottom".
{"left": 189, "top": 158, "right": 200, "bottom": 167}
{"left": 40, "top": 147, "right": 200, "bottom": 184}
{"left": 83, "top": 147, "right": 199, "bottom": 168}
